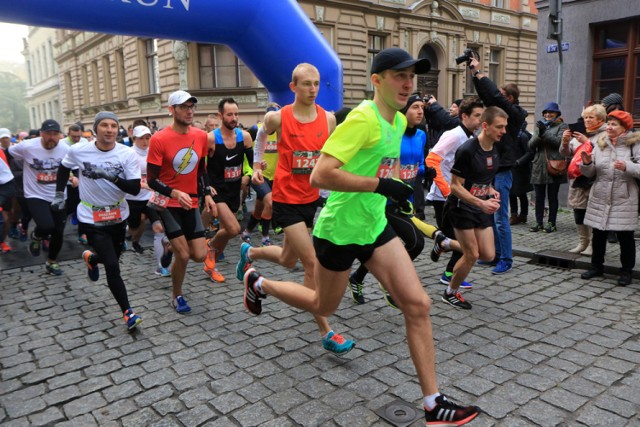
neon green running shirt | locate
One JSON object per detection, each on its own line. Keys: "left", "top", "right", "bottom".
{"left": 313, "top": 100, "right": 406, "bottom": 245}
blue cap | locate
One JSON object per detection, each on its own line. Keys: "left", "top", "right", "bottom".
{"left": 542, "top": 102, "right": 561, "bottom": 115}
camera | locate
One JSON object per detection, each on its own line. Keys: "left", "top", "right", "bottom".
{"left": 423, "top": 95, "right": 433, "bottom": 102}
{"left": 455, "top": 48, "right": 475, "bottom": 66}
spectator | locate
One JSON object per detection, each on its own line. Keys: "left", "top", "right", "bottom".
{"left": 510, "top": 122, "right": 533, "bottom": 225}
{"left": 579, "top": 110, "right": 639, "bottom": 286}
{"left": 526, "top": 102, "right": 568, "bottom": 234}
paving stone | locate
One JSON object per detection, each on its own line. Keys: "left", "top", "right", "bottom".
{"left": 92, "top": 399, "right": 137, "bottom": 423}
{"left": 153, "top": 398, "right": 185, "bottom": 416}
{"left": 576, "top": 404, "right": 629, "bottom": 427}
{"left": 43, "top": 384, "right": 82, "bottom": 405}
{"left": 27, "top": 407, "right": 65, "bottom": 426}
{"left": 102, "top": 380, "right": 143, "bottom": 403}
{"left": 176, "top": 403, "right": 217, "bottom": 426}
{"left": 134, "top": 384, "right": 174, "bottom": 407}
{"left": 62, "top": 392, "right": 108, "bottom": 418}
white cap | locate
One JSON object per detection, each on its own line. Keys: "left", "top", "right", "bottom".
{"left": 168, "top": 90, "right": 197, "bottom": 106}
{"left": 133, "top": 125, "right": 152, "bottom": 138}
{"left": 0, "top": 128, "right": 11, "bottom": 139}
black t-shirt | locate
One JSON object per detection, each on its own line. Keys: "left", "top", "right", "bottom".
{"left": 449, "top": 136, "right": 499, "bottom": 214}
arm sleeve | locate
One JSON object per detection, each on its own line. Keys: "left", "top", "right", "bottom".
{"left": 426, "top": 151, "right": 451, "bottom": 198}
{"left": 147, "top": 163, "right": 173, "bottom": 197}
{"left": 55, "top": 164, "right": 71, "bottom": 192}
{"left": 114, "top": 178, "right": 141, "bottom": 195}
{"left": 254, "top": 125, "right": 267, "bottom": 164}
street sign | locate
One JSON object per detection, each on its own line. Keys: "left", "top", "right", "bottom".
{"left": 546, "top": 42, "right": 569, "bottom": 53}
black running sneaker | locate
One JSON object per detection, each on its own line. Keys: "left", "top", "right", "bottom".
{"left": 160, "top": 237, "right": 173, "bottom": 268}
{"left": 132, "top": 241, "right": 144, "bottom": 254}
{"left": 441, "top": 290, "right": 472, "bottom": 310}
{"left": 424, "top": 395, "right": 481, "bottom": 426}
{"left": 349, "top": 274, "right": 365, "bottom": 305}
{"left": 243, "top": 268, "right": 265, "bottom": 315}
{"left": 430, "top": 230, "right": 446, "bottom": 262}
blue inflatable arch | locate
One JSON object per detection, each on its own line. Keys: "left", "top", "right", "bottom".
{"left": 0, "top": 0, "right": 343, "bottom": 111}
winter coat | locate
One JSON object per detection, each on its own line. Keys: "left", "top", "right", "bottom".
{"left": 580, "top": 131, "right": 640, "bottom": 231}
{"left": 424, "top": 102, "right": 460, "bottom": 150}
{"left": 528, "top": 118, "right": 569, "bottom": 185}
{"left": 559, "top": 124, "right": 606, "bottom": 209}
{"left": 473, "top": 76, "right": 528, "bottom": 170}
{"left": 511, "top": 125, "right": 533, "bottom": 195}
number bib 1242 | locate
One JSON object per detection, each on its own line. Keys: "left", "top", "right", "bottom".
{"left": 292, "top": 150, "right": 320, "bottom": 174}
{"left": 376, "top": 157, "right": 397, "bottom": 179}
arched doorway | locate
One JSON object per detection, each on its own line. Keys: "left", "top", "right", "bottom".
{"left": 417, "top": 44, "right": 438, "bottom": 97}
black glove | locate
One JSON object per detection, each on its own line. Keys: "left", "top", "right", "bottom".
{"left": 424, "top": 167, "right": 437, "bottom": 180}
{"left": 88, "top": 167, "right": 117, "bottom": 182}
{"left": 50, "top": 191, "right": 66, "bottom": 212}
{"left": 398, "top": 199, "right": 414, "bottom": 216}
{"left": 536, "top": 120, "right": 546, "bottom": 135}
{"left": 374, "top": 178, "right": 414, "bottom": 204}
{"left": 513, "top": 160, "right": 521, "bottom": 168}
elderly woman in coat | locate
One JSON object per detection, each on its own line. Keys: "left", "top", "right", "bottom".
{"left": 579, "top": 110, "right": 639, "bottom": 286}
{"left": 527, "top": 102, "right": 569, "bottom": 233}
{"left": 559, "top": 104, "right": 607, "bottom": 256}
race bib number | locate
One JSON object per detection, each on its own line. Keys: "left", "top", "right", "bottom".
{"left": 292, "top": 150, "right": 320, "bottom": 174}
{"left": 92, "top": 206, "right": 122, "bottom": 224}
{"left": 265, "top": 142, "right": 278, "bottom": 153}
{"left": 148, "top": 191, "right": 170, "bottom": 210}
{"left": 399, "top": 163, "right": 418, "bottom": 182}
{"left": 376, "top": 157, "right": 397, "bottom": 179}
{"left": 224, "top": 165, "right": 242, "bottom": 181}
{"left": 469, "top": 184, "right": 493, "bottom": 199}
{"left": 36, "top": 172, "right": 57, "bottom": 184}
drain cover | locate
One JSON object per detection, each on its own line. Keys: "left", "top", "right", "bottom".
{"left": 374, "top": 399, "right": 423, "bottom": 427}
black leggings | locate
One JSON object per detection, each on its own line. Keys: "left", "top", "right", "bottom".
{"left": 573, "top": 208, "right": 586, "bottom": 225}
{"left": 534, "top": 183, "right": 560, "bottom": 225}
{"left": 432, "top": 200, "right": 463, "bottom": 273}
{"left": 591, "top": 228, "right": 636, "bottom": 272}
{"left": 352, "top": 205, "right": 425, "bottom": 283}
{"left": 80, "top": 221, "right": 130, "bottom": 313}
{"left": 26, "top": 198, "right": 67, "bottom": 260}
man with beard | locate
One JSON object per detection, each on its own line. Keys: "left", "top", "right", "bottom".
{"left": 146, "top": 90, "right": 214, "bottom": 314}
{"left": 10, "top": 119, "right": 70, "bottom": 275}
{"left": 203, "top": 97, "right": 253, "bottom": 283}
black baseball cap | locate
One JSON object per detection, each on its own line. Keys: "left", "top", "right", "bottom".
{"left": 40, "top": 119, "right": 61, "bottom": 133}
{"left": 371, "top": 48, "right": 431, "bottom": 75}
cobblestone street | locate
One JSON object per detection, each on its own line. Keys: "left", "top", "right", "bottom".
{"left": 1, "top": 208, "right": 639, "bottom": 426}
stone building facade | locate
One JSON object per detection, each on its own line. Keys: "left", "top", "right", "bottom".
{"left": 49, "top": 0, "right": 537, "bottom": 130}
{"left": 24, "top": 27, "right": 62, "bottom": 129}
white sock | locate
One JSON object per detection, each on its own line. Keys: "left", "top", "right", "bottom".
{"left": 254, "top": 277, "right": 264, "bottom": 295}
{"left": 424, "top": 392, "right": 441, "bottom": 410}
{"left": 446, "top": 285, "right": 454, "bottom": 295}
{"left": 153, "top": 233, "right": 164, "bottom": 268}
{"left": 443, "top": 238, "right": 451, "bottom": 250}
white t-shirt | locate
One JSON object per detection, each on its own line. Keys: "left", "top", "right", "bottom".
{"left": 62, "top": 142, "right": 140, "bottom": 225}
{"left": 62, "top": 136, "right": 90, "bottom": 146}
{"left": 126, "top": 145, "right": 151, "bottom": 202}
{"left": 0, "top": 150, "right": 14, "bottom": 185}
{"left": 427, "top": 126, "right": 471, "bottom": 202}
{"left": 9, "top": 138, "right": 69, "bottom": 202}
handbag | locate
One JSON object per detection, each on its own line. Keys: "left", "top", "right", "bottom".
{"left": 544, "top": 147, "right": 567, "bottom": 176}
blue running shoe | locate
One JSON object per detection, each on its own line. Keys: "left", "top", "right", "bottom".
{"left": 236, "top": 242, "right": 252, "bottom": 281}
{"left": 123, "top": 308, "right": 142, "bottom": 330}
{"left": 172, "top": 295, "right": 191, "bottom": 314}
{"left": 218, "top": 251, "right": 225, "bottom": 261}
{"left": 28, "top": 236, "right": 41, "bottom": 257}
{"left": 155, "top": 267, "right": 170, "bottom": 277}
{"left": 70, "top": 213, "right": 79, "bottom": 226}
{"left": 439, "top": 272, "right": 473, "bottom": 290}
{"left": 45, "top": 262, "right": 63, "bottom": 276}
{"left": 83, "top": 250, "right": 100, "bottom": 281}
{"left": 491, "top": 260, "right": 512, "bottom": 275}
{"left": 322, "top": 331, "right": 355, "bottom": 355}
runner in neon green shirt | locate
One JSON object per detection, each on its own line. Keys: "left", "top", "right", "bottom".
{"left": 240, "top": 48, "right": 481, "bottom": 426}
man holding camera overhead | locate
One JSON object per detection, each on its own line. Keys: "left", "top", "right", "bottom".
{"left": 468, "top": 54, "right": 527, "bottom": 275}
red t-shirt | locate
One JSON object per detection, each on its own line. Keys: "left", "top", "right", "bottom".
{"left": 147, "top": 126, "right": 208, "bottom": 208}
{"left": 272, "top": 104, "right": 329, "bottom": 204}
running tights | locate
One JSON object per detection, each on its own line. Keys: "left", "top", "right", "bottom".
{"left": 81, "top": 221, "right": 130, "bottom": 313}
{"left": 26, "top": 198, "right": 67, "bottom": 260}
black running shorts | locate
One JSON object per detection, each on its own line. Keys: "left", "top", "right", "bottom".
{"left": 272, "top": 200, "right": 318, "bottom": 229}
{"left": 313, "top": 223, "right": 396, "bottom": 272}
{"left": 158, "top": 207, "right": 205, "bottom": 240}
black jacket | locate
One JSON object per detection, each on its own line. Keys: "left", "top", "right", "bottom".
{"left": 473, "top": 76, "right": 528, "bottom": 171}
{"left": 424, "top": 102, "right": 460, "bottom": 151}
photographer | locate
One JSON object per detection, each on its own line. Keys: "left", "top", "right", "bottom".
{"left": 468, "top": 55, "right": 528, "bottom": 275}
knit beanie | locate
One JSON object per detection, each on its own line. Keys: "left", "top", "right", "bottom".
{"left": 601, "top": 93, "right": 623, "bottom": 108}
{"left": 93, "top": 111, "right": 119, "bottom": 132}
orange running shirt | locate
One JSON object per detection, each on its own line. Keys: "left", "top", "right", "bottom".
{"left": 147, "top": 126, "right": 208, "bottom": 208}
{"left": 272, "top": 104, "right": 329, "bottom": 204}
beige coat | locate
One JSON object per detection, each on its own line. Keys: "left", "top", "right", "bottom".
{"left": 580, "top": 131, "right": 640, "bottom": 231}
{"left": 559, "top": 124, "right": 606, "bottom": 209}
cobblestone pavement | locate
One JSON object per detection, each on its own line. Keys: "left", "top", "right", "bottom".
{"left": 1, "top": 207, "right": 639, "bottom": 426}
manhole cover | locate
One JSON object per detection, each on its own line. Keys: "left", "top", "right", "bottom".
{"left": 374, "top": 399, "right": 423, "bottom": 427}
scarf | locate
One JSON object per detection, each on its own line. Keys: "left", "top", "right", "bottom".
{"left": 586, "top": 119, "right": 604, "bottom": 135}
